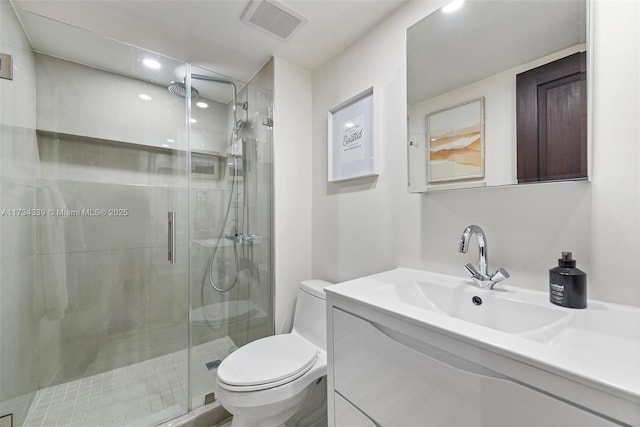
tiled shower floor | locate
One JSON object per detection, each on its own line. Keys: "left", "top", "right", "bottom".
{"left": 22, "top": 337, "right": 238, "bottom": 427}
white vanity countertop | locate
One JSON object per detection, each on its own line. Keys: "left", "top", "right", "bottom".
{"left": 325, "top": 267, "right": 640, "bottom": 405}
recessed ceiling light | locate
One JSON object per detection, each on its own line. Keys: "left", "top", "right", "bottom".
{"left": 139, "top": 94, "right": 152, "bottom": 101}
{"left": 166, "top": 139, "right": 175, "bottom": 143}
{"left": 442, "top": 0, "right": 464, "bottom": 13}
{"left": 345, "top": 122, "right": 354, "bottom": 128}
{"left": 161, "top": 144, "right": 170, "bottom": 147}
{"left": 196, "top": 101, "right": 209, "bottom": 109}
{"left": 143, "top": 58, "right": 161, "bottom": 69}
{"left": 190, "top": 118, "right": 197, "bottom": 123}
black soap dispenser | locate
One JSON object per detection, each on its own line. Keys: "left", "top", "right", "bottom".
{"left": 549, "top": 252, "right": 587, "bottom": 309}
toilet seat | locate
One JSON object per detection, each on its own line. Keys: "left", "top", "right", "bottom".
{"left": 217, "top": 334, "right": 319, "bottom": 392}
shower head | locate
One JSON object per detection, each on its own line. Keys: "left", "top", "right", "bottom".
{"left": 168, "top": 81, "right": 199, "bottom": 100}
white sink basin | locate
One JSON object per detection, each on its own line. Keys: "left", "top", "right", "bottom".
{"left": 392, "top": 279, "right": 572, "bottom": 343}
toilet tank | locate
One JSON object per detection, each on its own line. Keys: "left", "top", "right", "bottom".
{"left": 291, "top": 280, "right": 332, "bottom": 351}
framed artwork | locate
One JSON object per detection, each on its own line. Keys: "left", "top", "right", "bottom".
{"left": 328, "top": 87, "right": 377, "bottom": 182}
{"left": 426, "top": 97, "right": 485, "bottom": 183}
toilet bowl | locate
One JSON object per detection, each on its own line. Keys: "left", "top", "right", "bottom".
{"left": 215, "top": 280, "right": 332, "bottom": 427}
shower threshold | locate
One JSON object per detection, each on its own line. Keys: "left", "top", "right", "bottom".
{"left": 22, "top": 337, "right": 237, "bottom": 427}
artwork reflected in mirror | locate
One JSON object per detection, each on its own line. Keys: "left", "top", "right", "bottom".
{"left": 407, "top": 0, "right": 588, "bottom": 192}
{"left": 427, "top": 98, "right": 484, "bottom": 184}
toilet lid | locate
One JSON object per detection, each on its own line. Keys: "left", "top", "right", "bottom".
{"left": 217, "top": 334, "right": 318, "bottom": 391}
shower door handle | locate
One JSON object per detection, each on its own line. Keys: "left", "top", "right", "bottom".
{"left": 168, "top": 211, "right": 176, "bottom": 264}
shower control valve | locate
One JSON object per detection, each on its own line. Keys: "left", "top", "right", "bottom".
{"left": 225, "top": 233, "right": 259, "bottom": 244}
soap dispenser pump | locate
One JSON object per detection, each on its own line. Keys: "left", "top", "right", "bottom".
{"left": 549, "top": 252, "right": 587, "bottom": 309}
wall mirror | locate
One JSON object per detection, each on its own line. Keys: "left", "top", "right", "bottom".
{"left": 407, "top": 0, "right": 588, "bottom": 193}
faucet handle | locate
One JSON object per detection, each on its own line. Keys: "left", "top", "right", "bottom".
{"left": 490, "top": 268, "right": 510, "bottom": 284}
{"left": 464, "top": 263, "right": 480, "bottom": 277}
{"left": 467, "top": 266, "right": 510, "bottom": 290}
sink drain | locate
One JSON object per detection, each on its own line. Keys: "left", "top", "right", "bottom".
{"left": 472, "top": 296, "right": 483, "bottom": 305}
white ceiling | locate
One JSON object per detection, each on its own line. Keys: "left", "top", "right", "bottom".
{"left": 12, "top": 0, "right": 409, "bottom": 83}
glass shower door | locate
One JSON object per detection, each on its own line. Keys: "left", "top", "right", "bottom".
{"left": 188, "top": 65, "right": 274, "bottom": 412}
{"left": 1, "top": 7, "right": 191, "bottom": 426}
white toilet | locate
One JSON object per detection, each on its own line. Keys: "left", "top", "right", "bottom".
{"left": 215, "top": 280, "right": 332, "bottom": 427}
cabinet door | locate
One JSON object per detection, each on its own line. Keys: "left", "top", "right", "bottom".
{"left": 332, "top": 308, "right": 617, "bottom": 426}
{"left": 516, "top": 52, "right": 587, "bottom": 183}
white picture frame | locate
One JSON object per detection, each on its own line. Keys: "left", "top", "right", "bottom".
{"left": 327, "top": 87, "right": 377, "bottom": 182}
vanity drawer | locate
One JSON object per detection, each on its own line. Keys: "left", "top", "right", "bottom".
{"left": 332, "top": 308, "right": 617, "bottom": 426}
{"left": 335, "top": 393, "right": 376, "bottom": 427}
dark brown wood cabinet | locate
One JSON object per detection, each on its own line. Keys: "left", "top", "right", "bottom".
{"left": 516, "top": 52, "right": 587, "bottom": 183}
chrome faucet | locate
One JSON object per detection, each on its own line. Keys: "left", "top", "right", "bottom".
{"left": 458, "top": 225, "right": 510, "bottom": 290}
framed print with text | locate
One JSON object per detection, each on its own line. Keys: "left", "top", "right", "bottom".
{"left": 328, "top": 87, "right": 377, "bottom": 182}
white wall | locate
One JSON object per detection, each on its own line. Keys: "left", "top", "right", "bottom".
{"left": 311, "top": 0, "right": 640, "bottom": 307}
{"left": 273, "top": 57, "right": 313, "bottom": 333}
{"left": 589, "top": 0, "right": 640, "bottom": 306}
{"left": 311, "top": 1, "right": 440, "bottom": 284}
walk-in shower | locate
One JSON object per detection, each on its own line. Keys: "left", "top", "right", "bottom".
{"left": 0, "top": 4, "right": 274, "bottom": 426}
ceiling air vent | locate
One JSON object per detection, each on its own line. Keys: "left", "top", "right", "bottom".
{"left": 242, "top": 0, "right": 307, "bottom": 41}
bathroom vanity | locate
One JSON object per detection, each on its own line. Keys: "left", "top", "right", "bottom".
{"left": 325, "top": 268, "right": 640, "bottom": 426}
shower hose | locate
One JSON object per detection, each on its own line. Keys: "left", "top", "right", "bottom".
{"left": 207, "top": 155, "right": 240, "bottom": 292}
